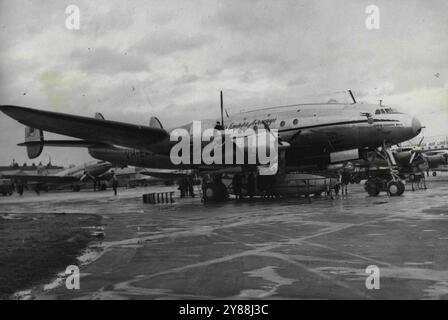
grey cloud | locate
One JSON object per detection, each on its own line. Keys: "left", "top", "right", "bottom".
{"left": 73, "top": 47, "right": 150, "bottom": 74}
{"left": 210, "top": 0, "right": 315, "bottom": 35}
{"left": 134, "top": 32, "right": 213, "bottom": 56}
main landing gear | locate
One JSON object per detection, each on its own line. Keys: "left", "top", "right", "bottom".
{"left": 202, "top": 174, "right": 228, "bottom": 202}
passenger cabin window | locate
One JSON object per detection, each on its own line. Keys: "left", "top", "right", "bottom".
{"left": 293, "top": 119, "right": 298, "bottom": 125}
{"left": 280, "top": 121, "right": 285, "bottom": 127}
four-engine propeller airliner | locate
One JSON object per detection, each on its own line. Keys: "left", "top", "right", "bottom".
{"left": 0, "top": 93, "right": 423, "bottom": 200}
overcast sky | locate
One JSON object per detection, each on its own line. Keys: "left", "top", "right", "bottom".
{"left": 0, "top": 0, "right": 447, "bottom": 166}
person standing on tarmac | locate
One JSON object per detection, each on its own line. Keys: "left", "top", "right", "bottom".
{"left": 111, "top": 171, "right": 118, "bottom": 196}
{"left": 188, "top": 176, "right": 195, "bottom": 198}
{"left": 247, "top": 172, "right": 255, "bottom": 199}
{"left": 341, "top": 171, "right": 350, "bottom": 196}
{"left": 232, "top": 174, "right": 242, "bottom": 200}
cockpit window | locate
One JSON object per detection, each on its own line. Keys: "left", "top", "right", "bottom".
{"left": 375, "top": 108, "right": 402, "bottom": 115}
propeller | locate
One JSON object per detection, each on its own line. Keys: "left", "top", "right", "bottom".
{"left": 80, "top": 170, "right": 95, "bottom": 182}
{"left": 409, "top": 136, "right": 425, "bottom": 164}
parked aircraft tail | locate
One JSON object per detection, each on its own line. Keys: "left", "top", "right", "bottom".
{"left": 149, "top": 116, "right": 163, "bottom": 129}
{"left": 24, "top": 126, "right": 44, "bottom": 159}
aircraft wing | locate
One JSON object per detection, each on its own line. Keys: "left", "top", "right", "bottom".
{"left": 2, "top": 174, "right": 79, "bottom": 183}
{"left": 0, "top": 105, "right": 170, "bottom": 152}
{"left": 17, "top": 140, "right": 107, "bottom": 148}
{"left": 140, "top": 170, "right": 192, "bottom": 180}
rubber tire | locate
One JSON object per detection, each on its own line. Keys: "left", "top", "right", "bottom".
{"left": 387, "top": 181, "right": 404, "bottom": 196}
{"left": 433, "top": 171, "right": 437, "bottom": 177}
{"left": 72, "top": 185, "right": 81, "bottom": 192}
{"left": 365, "top": 180, "right": 380, "bottom": 197}
{"left": 203, "top": 184, "right": 220, "bottom": 202}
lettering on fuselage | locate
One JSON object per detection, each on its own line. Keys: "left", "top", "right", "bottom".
{"left": 226, "top": 118, "right": 277, "bottom": 130}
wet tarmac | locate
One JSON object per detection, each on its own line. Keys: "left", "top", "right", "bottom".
{"left": 1, "top": 177, "right": 448, "bottom": 300}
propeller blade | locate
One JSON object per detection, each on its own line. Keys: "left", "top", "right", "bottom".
{"left": 409, "top": 152, "right": 416, "bottom": 165}
{"left": 80, "top": 172, "right": 95, "bottom": 182}
{"left": 418, "top": 136, "right": 424, "bottom": 147}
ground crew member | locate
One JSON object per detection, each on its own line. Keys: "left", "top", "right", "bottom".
{"left": 111, "top": 171, "right": 118, "bottom": 196}
{"left": 188, "top": 176, "right": 195, "bottom": 197}
{"left": 179, "top": 177, "right": 186, "bottom": 198}
{"left": 17, "top": 180, "right": 24, "bottom": 196}
{"left": 341, "top": 171, "right": 350, "bottom": 196}
{"left": 232, "top": 174, "right": 242, "bottom": 200}
{"left": 247, "top": 172, "right": 255, "bottom": 199}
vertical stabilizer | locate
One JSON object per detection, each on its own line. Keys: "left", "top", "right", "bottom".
{"left": 25, "top": 127, "right": 44, "bottom": 159}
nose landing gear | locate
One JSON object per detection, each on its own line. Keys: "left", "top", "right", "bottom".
{"left": 364, "top": 142, "right": 406, "bottom": 197}
{"left": 387, "top": 180, "right": 405, "bottom": 196}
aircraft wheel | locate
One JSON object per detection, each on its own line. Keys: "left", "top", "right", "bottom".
{"left": 203, "top": 183, "right": 226, "bottom": 202}
{"left": 2, "top": 192, "right": 6, "bottom": 196}
{"left": 203, "top": 184, "right": 218, "bottom": 202}
{"left": 387, "top": 180, "right": 404, "bottom": 196}
{"left": 432, "top": 171, "right": 437, "bottom": 177}
{"left": 409, "top": 174, "right": 415, "bottom": 182}
{"left": 72, "top": 185, "right": 81, "bottom": 192}
{"left": 365, "top": 180, "right": 380, "bottom": 196}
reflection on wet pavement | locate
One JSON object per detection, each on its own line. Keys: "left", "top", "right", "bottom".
{"left": 1, "top": 179, "right": 448, "bottom": 299}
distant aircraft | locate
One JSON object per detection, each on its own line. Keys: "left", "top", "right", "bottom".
{"left": 0, "top": 92, "right": 423, "bottom": 199}
{"left": 1, "top": 160, "right": 112, "bottom": 192}
{"left": 396, "top": 137, "right": 448, "bottom": 176}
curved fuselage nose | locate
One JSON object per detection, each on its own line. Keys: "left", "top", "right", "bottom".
{"left": 86, "top": 162, "right": 113, "bottom": 176}
{"left": 366, "top": 113, "right": 423, "bottom": 146}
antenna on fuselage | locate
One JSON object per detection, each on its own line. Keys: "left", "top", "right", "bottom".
{"left": 348, "top": 90, "right": 357, "bottom": 104}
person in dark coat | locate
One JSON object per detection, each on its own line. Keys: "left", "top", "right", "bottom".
{"left": 232, "top": 174, "right": 242, "bottom": 200}
{"left": 247, "top": 173, "right": 255, "bottom": 199}
{"left": 111, "top": 171, "right": 118, "bottom": 196}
